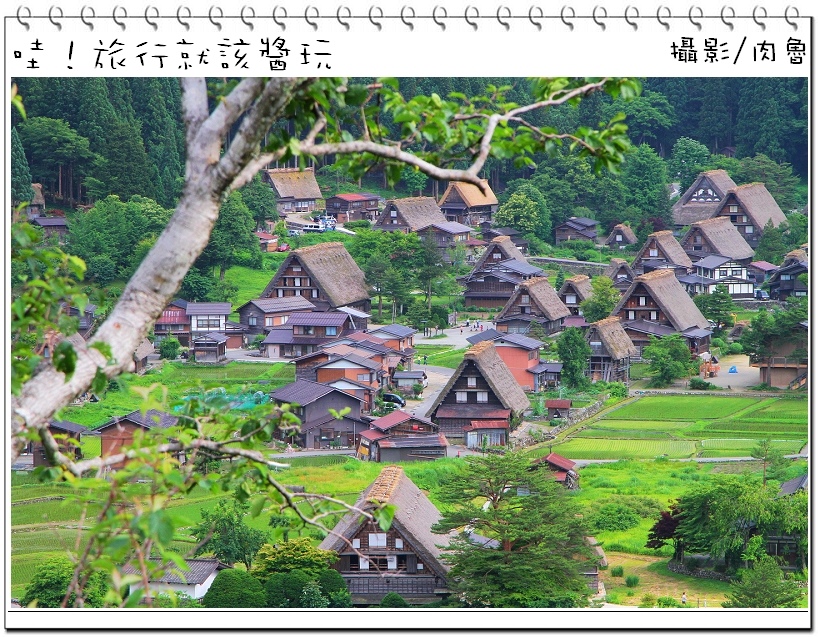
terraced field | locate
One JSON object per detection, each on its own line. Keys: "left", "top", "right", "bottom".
{"left": 550, "top": 395, "right": 807, "bottom": 460}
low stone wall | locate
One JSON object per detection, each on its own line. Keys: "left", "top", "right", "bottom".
{"left": 631, "top": 389, "right": 790, "bottom": 399}
{"left": 666, "top": 560, "right": 733, "bottom": 582}
{"left": 527, "top": 257, "right": 608, "bottom": 277}
{"left": 733, "top": 299, "right": 786, "bottom": 311}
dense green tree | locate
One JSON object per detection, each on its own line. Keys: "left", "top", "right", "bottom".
{"left": 642, "top": 334, "right": 697, "bottom": 387}
{"left": 196, "top": 191, "right": 259, "bottom": 280}
{"left": 754, "top": 220, "right": 788, "bottom": 264}
{"left": 433, "top": 452, "right": 591, "bottom": 608}
{"left": 240, "top": 173, "right": 279, "bottom": 229}
{"left": 416, "top": 231, "right": 445, "bottom": 310}
{"left": 604, "top": 90, "right": 676, "bottom": 148}
{"left": 783, "top": 213, "right": 808, "bottom": 251}
{"left": 401, "top": 165, "right": 428, "bottom": 195}
{"left": 692, "top": 285, "right": 737, "bottom": 331}
{"left": 379, "top": 592, "right": 410, "bottom": 607}
{"left": 21, "top": 557, "right": 107, "bottom": 608}
{"left": 494, "top": 192, "right": 542, "bottom": 238}
{"left": 202, "top": 569, "right": 266, "bottom": 608}
{"left": 696, "top": 78, "right": 732, "bottom": 152}
{"left": 158, "top": 336, "right": 181, "bottom": 360}
{"left": 740, "top": 299, "right": 808, "bottom": 364}
{"left": 191, "top": 500, "right": 269, "bottom": 569}
{"left": 96, "top": 119, "right": 161, "bottom": 202}
{"left": 264, "top": 569, "right": 313, "bottom": 608}
{"left": 11, "top": 127, "right": 34, "bottom": 206}
{"left": 667, "top": 137, "right": 711, "bottom": 193}
{"left": 579, "top": 277, "right": 620, "bottom": 323}
{"left": 498, "top": 181, "right": 552, "bottom": 241}
{"left": 751, "top": 438, "right": 789, "bottom": 487}
{"left": 723, "top": 555, "right": 804, "bottom": 608}
{"left": 735, "top": 79, "right": 786, "bottom": 163}
{"left": 382, "top": 266, "right": 411, "bottom": 321}
{"left": 364, "top": 253, "right": 392, "bottom": 318}
{"left": 735, "top": 154, "right": 801, "bottom": 212}
{"left": 620, "top": 144, "right": 672, "bottom": 228}
{"left": 316, "top": 568, "right": 347, "bottom": 598}
{"left": 556, "top": 327, "right": 591, "bottom": 388}
{"left": 250, "top": 538, "right": 336, "bottom": 581}
{"left": 300, "top": 581, "right": 330, "bottom": 608}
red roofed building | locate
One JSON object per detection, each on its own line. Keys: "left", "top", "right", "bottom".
{"left": 463, "top": 420, "right": 509, "bottom": 448}
{"left": 254, "top": 231, "right": 279, "bottom": 252}
{"left": 532, "top": 452, "right": 579, "bottom": 489}
{"left": 325, "top": 192, "right": 380, "bottom": 222}
{"left": 545, "top": 399, "right": 572, "bottom": 419}
{"left": 357, "top": 410, "right": 446, "bottom": 462}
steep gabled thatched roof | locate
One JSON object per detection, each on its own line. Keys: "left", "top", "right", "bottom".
{"left": 604, "top": 224, "right": 638, "bottom": 245}
{"left": 586, "top": 316, "right": 638, "bottom": 360}
{"left": 426, "top": 341, "right": 530, "bottom": 418}
{"left": 377, "top": 197, "right": 447, "bottom": 231}
{"left": 471, "top": 235, "right": 528, "bottom": 272}
{"left": 261, "top": 243, "right": 370, "bottom": 308}
{"left": 720, "top": 183, "right": 787, "bottom": 229}
{"left": 633, "top": 231, "right": 692, "bottom": 268}
{"left": 264, "top": 167, "right": 322, "bottom": 200}
{"left": 604, "top": 258, "right": 635, "bottom": 280}
{"left": 496, "top": 277, "right": 570, "bottom": 322}
{"left": 672, "top": 169, "right": 738, "bottom": 226}
{"left": 133, "top": 338, "right": 155, "bottom": 361}
{"left": 614, "top": 269, "right": 709, "bottom": 331}
{"left": 438, "top": 179, "right": 498, "bottom": 208}
{"left": 682, "top": 216, "right": 755, "bottom": 260}
{"left": 559, "top": 275, "right": 593, "bottom": 302}
{"left": 318, "top": 466, "right": 449, "bottom": 577}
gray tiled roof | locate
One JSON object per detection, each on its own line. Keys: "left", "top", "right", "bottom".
{"left": 121, "top": 558, "right": 227, "bottom": 585}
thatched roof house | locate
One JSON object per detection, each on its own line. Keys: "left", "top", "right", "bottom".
{"left": 374, "top": 197, "right": 447, "bottom": 233}
{"left": 438, "top": 179, "right": 499, "bottom": 226}
{"left": 318, "top": 465, "right": 450, "bottom": 604}
{"left": 587, "top": 316, "right": 638, "bottom": 360}
{"left": 426, "top": 341, "right": 530, "bottom": 424}
{"left": 603, "top": 258, "right": 635, "bottom": 291}
{"left": 672, "top": 169, "right": 738, "bottom": 227}
{"left": 632, "top": 230, "right": 692, "bottom": 272}
{"left": 614, "top": 269, "right": 710, "bottom": 332}
{"left": 680, "top": 215, "right": 755, "bottom": 262}
{"left": 263, "top": 167, "right": 322, "bottom": 214}
{"left": 713, "top": 183, "right": 787, "bottom": 247}
{"left": 559, "top": 275, "right": 594, "bottom": 315}
{"left": 471, "top": 235, "right": 528, "bottom": 271}
{"left": 603, "top": 223, "right": 638, "bottom": 248}
{"left": 261, "top": 242, "right": 371, "bottom": 313}
{"left": 495, "top": 276, "right": 571, "bottom": 335}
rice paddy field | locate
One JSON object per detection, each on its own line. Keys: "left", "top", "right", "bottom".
{"left": 548, "top": 396, "right": 807, "bottom": 460}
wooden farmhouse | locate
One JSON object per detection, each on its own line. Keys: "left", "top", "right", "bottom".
{"left": 585, "top": 317, "right": 638, "bottom": 384}
{"left": 391, "top": 370, "right": 428, "bottom": 393}
{"left": 749, "top": 319, "right": 807, "bottom": 389}
{"left": 604, "top": 258, "right": 636, "bottom": 293}
{"left": 612, "top": 269, "right": 712, "bottom": 357}
{"left": 531, "top": 452, "right": 579, "bottom": 489}
{"left": 747, "top": 260, "right": 779, "bottom": 286}
{"left": 357, "top": 411, "right": 446, "bottom": 463}
{"left": 32, "top": 420, "right": 84, "bottom": 467}
{"left": 123, "top": 558, "right": 228, "bottom": 601}
{"left": 186, "top": 302, "right": 231, "bottom": 342}
{"left": 603, "top": 223, "right": 638, "bottom": 249}
{"left": 94, "top": 410, "right": 180, "bottom": 470}
{"left": 467, "top": 328, "right": 544, "bottom": 391}
{"left": 324, "top": 192, "right": 380, "bottom": 222}
{"left": 261, "top": 242, "right": 371, "bottom": 315}
{"left": 236, "top": 296, "right": 316, "bottom": 338}
{"left": 437, "top": 179, "right": 499, "bottom": 227}
{"left": 374, "top": 197, "right": 447, "bottom": 233}
{"left": 133, "top": 338, "right": 155, "bottom": 374}
{"left": 426, "top": 341, "right": 529, "bottom": 446}
{"left": 416, "top": 221, "right": 473, "bottom": 261}
{"left": 270, "top": 379, "right": 367, "bottom": 449}
{"left": 534, "top": 361, "right": 563, "bottom": 389}
{"left": 254, "top": 231, "right": 279, "bottom": 252}
{"left": 263, "top": 166, "right": 323, "bottom": 215}
{"left": 679, "top": 216, "right": 755, "bottom": 263}
{"left": 713, "top": 183, "right": 787, "bottom": 249}
{"left": 768, "top": 249, "right": 808, "bottom": 300}
{"left": 366, "top": 323, "right": 417, "bottom": 353}
{"left": 154, "top": 299, "right": 190, "bottom": 346}
{"left": 318, "top": 466, "right": 450, "bottom": 605}
{"left": 32, "top": 216, "right": 68, "bottom": 242}
{"left": 60, "top": 303, "right": 98, "bottom": 340}
{"left": 25, "top": 182, "right": 46, "bottom": 218}
{"left": 460, "top": 236, "right": 544, "bottom": 309}
{"left": 631, "top": 231, "right": 692, "bottom": 275}
{"left": 191, "top": 332, "right": 228, "bottom": 363}
{"left": 672, "top": 169, "right": 738, "bottom": 228}
{"left": 494, "top": 276, "right": 570, "bottom": 336}
{"left": 554, "top": 216, "right": 599, "bottom": 245}
{"left": 559, "top": 275, "right": 594, "bottom": 316}
{"left": 545, "top": 399, "right": 572, "bottom": 420}
{"left": 682, "top": 255, "right": 755, "bottom": 298}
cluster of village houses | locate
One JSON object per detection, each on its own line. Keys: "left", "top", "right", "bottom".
{"left": 28, "top": 166, "right": 808, "bottom": 605}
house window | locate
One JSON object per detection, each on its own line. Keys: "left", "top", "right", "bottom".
{"left": 741, "top": 215, "right": 747, "bottom": 223}
{"left": 417, "top": 563, "right": 424, "bottom": 570}
{"left": 638, "top": 296, "right": 646, "bottom": 306}
{"left": 650, "top": 311, "right": 658, "bottom": 321}
{"left": 248, "top": 316, "right": 257, "bottom": 326}
{"left": 492, "top": 252, "right": 501, "bottom": 259}
{"left": 693, "top": 235, "right": 701, "bottom": 244}
{"left": 719, "top": 269, "right": 728, "bottom": 278}
{"left": 729, "top": 205, "right": 738, "bottom": 213}
{"left": 294, "top": 278, "right": 301, "bottom": 287}
{"left": 281, "top": 315, "right": 289, "bottom": 324}
{"left": 357, "top": 373, "right": 369, "bottom": 382}
{"left": 565, "top": 294, "right": 577, "bottom": 304}
{"left": 476, "top": 391, "right": 488, "bottom": 403}
{"left": 649, "top": 248, "right": 658, "bottom": 257}
{"left": 360, "top": 558, "right": 369, "bottom": 571}
{"left": 292, "top": 266, "right": 302, "bottom": 272}
{"left": 390, "top": 210, "right": 397, "bottom": 217}
{"left": 627, "top": 310, "right": 635, "bottom": 320}
{"left": 745, "top": 225, "right": 754, "bottom": 234}
{"left": 369, "top": 533, "right": 387, "bottom": 548}
{"left": 387, "top": 556, "right": 398, "bottom": 570}
{"left": 456, "top": 391, "right": 468, "bottom": 403}
{"left": 521, "top": 295, "right": 530, "bottom": 305}
{"left": 616, "top": 234, "right": 622, "bottom": 242}
{"left": 352, "top": 538, "right": 360, "bottom": 549}
{"left": 277, "top": 289, "right": 284, "bottom": 297}
{"left": 326, "top": 326, "right": 337, "bottom": 336}
{"left": 395, "top": 538, "right": 404, "bottom": 549}
{"left": 467, "top": 377, "right": 477, "bottom": 388}
{"left": 311, "top": 290, "right": 319, "bottom": 298}
{"left": 320, "top": 429, "right": 335, "bottom": 441}
{"left": 731, "top": 269, "right": 742, "bottom": 277}
{"left": 265, "top": 317, "right": 275, "bottom": 327}
{"left": 196, "top": 318, "right": 220, "bottom": 329}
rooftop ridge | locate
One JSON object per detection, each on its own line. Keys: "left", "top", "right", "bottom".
{"left": 367, "top": 465, "right": 404, "bottom": 503}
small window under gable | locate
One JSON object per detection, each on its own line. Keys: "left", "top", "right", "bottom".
{"left": 492, "top": 252, "right": 501, "bottom": 259}
{"left": 352, "top": 538, "right": 360, "bottom": 549}
{"left": 395, "top": 538, "right": 404, "bottom": 549}
{"left": 456, "top": 391, "right": 468, "bottom": 403}
{"left": 649, "top": 248, "right": 658, "bottom": 257}
{"left": 369, "top": 533, "right": 387, "bottom": 548}
{"left": 467, "top": 377, "right": 477, "bottom": 388}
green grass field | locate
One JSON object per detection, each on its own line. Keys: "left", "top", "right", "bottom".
{"left": 554, "top": 438, "right": 697, "bottom": 459}
{"left": 608, "top": 396, "right": 761, "bottom": 421}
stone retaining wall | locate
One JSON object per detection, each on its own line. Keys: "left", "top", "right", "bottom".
{"left": 527, "top": 257, "right": 608, "bottom": 277}
{"left": 666, "top": 560, "right": 733, "bottom": 582}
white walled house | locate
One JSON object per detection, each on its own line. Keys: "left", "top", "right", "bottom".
{"left": 123, "top": 558, "right": 228, "bottom": 600}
